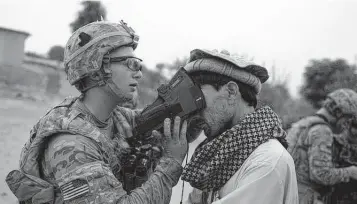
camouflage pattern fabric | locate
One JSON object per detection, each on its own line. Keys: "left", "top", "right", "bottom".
{"left": 324, "top": 88, "right": 357, "bottom": 119}
{"left": 64, "top": 21, "right": 139, "bottom": 85}
{"left": 6, "top": 97, "right": 183, "bottom": 204}
{"left": 328, "top": 134, "right": 357, "bottom": 204}
{"left": 287, "top": 116, "right": 350, "bottom": 204}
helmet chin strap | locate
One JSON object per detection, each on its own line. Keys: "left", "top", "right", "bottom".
{"left": 100, "top": 55, "right": 137, "bottom": 108}
{"left": 106, "top": 78, "right": 133, "bottom": 106}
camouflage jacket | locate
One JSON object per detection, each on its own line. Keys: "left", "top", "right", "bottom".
{"left": 287, "top": 115, "right": 350, "bottom": 203}
{"left": 327, "top": 135, "right": 357, "bottom": 204}
{"left": 6, "top": 97, "right": 183, "bottom": 204}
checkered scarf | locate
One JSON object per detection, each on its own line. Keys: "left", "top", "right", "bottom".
{"left": 182, "top": 106, "right": 286, "bottom": 191}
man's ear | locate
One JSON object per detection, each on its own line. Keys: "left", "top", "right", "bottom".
{"left": 225, "top": 81, "right": 240, "bottom": 98}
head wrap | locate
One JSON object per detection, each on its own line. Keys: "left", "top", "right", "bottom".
{"left": 184, "top": 49, "right": 269, "bottom": 94}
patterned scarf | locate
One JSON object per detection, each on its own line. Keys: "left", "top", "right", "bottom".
{"left": 181, "top": 106, "right": 286, "bottom": 191}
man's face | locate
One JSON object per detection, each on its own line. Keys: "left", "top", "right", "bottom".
{"left": 196, "top": 84, "right": 235, "bottom": 139}
{"left": 108, "top": 46, "right": 142, "bottom": 105}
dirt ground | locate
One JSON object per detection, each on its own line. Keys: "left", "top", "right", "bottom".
{"left": 0, "top": 96, "right": 204, "bottom": 204}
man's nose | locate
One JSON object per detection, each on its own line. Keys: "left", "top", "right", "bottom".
{"left": 132, "top": 70, "right": 142, "bottom": 79}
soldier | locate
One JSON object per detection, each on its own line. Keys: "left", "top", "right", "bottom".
{"left": 328, "top": 122, "right": 357, "bottom": 203}
{"left": 286, "top": 88, "right": 357, "bottom": 204}
{"left": 6, "top": 20, "right": 188, "bottom": 204}
{"left": 181, "top": 49, "right": 298, "bottom": 204}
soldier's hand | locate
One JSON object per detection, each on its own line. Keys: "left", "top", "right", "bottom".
{"left": 153, "top": 116, "right": 188, "bottom": 165}
{"left": 346, "top": 166, "right": 357, "bottom": 180}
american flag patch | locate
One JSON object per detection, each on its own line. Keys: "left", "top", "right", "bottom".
{"left": 60, "top": 179, "right": 89, "bottom": 201}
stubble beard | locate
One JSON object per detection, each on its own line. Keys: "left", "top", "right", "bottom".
{"left": 204, "top": 111, "right": 232, "bottom": 140}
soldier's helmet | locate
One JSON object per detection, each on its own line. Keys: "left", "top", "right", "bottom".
{"left": 323, "top": 88, "right": 357, "bottom": 119}
{"left": 63, "top": 20, "right": 139, "bottom": 88}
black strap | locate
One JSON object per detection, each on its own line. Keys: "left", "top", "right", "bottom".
{"left": 314, "top": 113, "right": 329, "bottom": 124}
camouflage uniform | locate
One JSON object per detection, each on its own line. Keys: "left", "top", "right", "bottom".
{"left": 328, "top": 133, "right": 357, "bottom": 204}
{"left": 6, "top": 21, "right": 183, "bottom": 204}
{"left": 287, "top": 116, "right": 350, "bottom": 203}
{"left": 287, "top": 89, "right": 357, "bottom": 204}
{"left": 6, "top": 97, "right": 182, "bottom": 204}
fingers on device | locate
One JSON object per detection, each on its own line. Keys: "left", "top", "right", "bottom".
{"left": 121, "top": 67, "right": 206, "bottom": 193}
{"left": 134, "top": 67, "right": 206, "bottom": 140}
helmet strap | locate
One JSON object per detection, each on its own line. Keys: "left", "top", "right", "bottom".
{"left": 106, "top": 78, "right": 132, "bottom": 105}
{"left": 76, "top": 55, "right": 132, "bottom": 106}
{"left": 76, "top": 69, "right": 108, "bottom": 93}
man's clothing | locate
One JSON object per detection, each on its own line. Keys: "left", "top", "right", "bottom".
{"left": 182, "top": 106, "right": 298, "bottom": 204}
{"left": 327, "top": 134, "right": 357, "bottom": 204}
{"left": 6, "top": 97, "right": 182, "bottom": 204}
{"left": 287, "top": 115, "right": 350, "bottom": 204}
{"left": 185, "top": 139, "right": 298, "bottom": 204}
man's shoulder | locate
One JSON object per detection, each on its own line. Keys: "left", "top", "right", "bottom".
{"left": 247, "top": 139, "right": 294, "bottom": 169}
{"left": 230, "top": 140, "right": 291, "bottom": 187}
{"left": 253, "top": 139, "right": 284, "bottom": 161}
{"left": 252, "top": 140, "right": 296, "bottom": 175}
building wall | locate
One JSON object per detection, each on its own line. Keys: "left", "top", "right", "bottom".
{"left": 59, "top": 71, "right": 80, "bottom": 97}
{"left": 0, "top": 28, "right": 29, "bottom": 67}
{"left": 0, "top": 27, "right": 80, "bottom": 99}
{"left": 0, "top": 64, "right": 46, "bottom": 93}
{"left": 0, "top": 56, "right": 79, "bottom": 98}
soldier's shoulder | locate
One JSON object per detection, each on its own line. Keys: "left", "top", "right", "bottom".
{"left": 35, "top": 97, "right": 78, "bottom": 129}
{"left": 114, "top": 106, "right": 142, "bottom": 116}
{"left": 47, "top": 133, "right": 99, "bottom": 153}
{"left": 46, "top": 97, "right": 78, "bottom": 115}
{"left": 308, "top": 123, "right": 332, "bottom": 135}
{"left": 44, "top": 133, "right": 103, "bottom": 180}
{"left": 306, "top": 123, "right": 333, "bottom": 145}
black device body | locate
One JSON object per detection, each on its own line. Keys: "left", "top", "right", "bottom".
{"left": 121, "top": 67, "right": 206, "bottom": 193}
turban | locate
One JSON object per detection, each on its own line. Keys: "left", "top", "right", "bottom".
{"left": 184, "top": 49, "right": 269, "bottom": 94}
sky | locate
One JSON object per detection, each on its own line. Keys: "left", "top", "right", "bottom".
{"left": 1, "top": 0, "right": 357, "bottom": 97}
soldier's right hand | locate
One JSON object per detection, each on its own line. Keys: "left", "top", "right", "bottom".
{"left": 152, "top": 116, "right": 188, "bottom": 165}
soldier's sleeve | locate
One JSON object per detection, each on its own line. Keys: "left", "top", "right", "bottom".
{"left": 46, "top": 133, "right": 182, "bottom": 204}
{"left": 115, "top": 106, "right": 202, "bottom": 143}
{"left": 307, "top": 125, "right": 350, "bottom": 185}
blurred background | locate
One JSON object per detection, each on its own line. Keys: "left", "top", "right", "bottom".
{"left": 1, "top": 0, "right": 357, "bottom": 203}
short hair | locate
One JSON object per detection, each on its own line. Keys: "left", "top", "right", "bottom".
{"left": 190, "top": 71, "right": 258, "bottom": 108}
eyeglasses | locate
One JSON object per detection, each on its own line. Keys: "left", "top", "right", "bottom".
{"left": 109, "top": 56, "right": 143, "bottom": 72}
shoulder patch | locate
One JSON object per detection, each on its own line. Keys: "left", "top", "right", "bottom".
{"left": 60, "top": 178, "right": 89, "bottom": 201}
